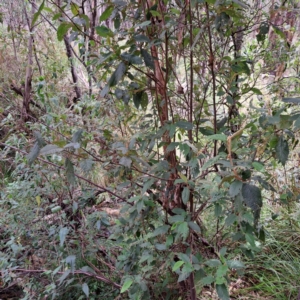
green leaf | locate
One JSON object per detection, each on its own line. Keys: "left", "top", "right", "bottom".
{"left": 133, "top": 91, "right": 147, "bottom": 109}
{"left": 59, "top": 227, "right": 69, "bottom": 247}
{"left": 40, "top": 144, "right": 63, "bottom": 156}
{"left": 32, "top": 0, "right": 45, "bottom": 27}
{"left": 155, "top": 243, "right": 167, "bottom": 250}
{"left": 108, "top": 62, "right": 127, "bottom": 87}
{"left": 176, "top": 121, "right": 193, "bottom": 130}
{"left": 271, "top": 24, "right": 286, "bottom": 40}
{"left": 152, "top": 225, "right": 170, "bottom": 237}
{"left": 95, "top": 25, "right": 113, "bottom": 37}
{"left": 201, "top": 275, "right": 215, "bottom": 285}
{"left": 252, "top": 162, "right": 264, "bottom": 171}
{"left": 282, "top": 97, "right": 300, "bottom": 104}
{"left": 141, "top": 49, "right": 154, "bottom": 69}
{"left": 255, "top": 176, "right": 276, "bottom": 192}
{"left": 27, "top": 142, "right": 40, "bottom": 166}
{"left": 250, "top": 87, "right": 262, "bottom": 95}
{"left": 99, "top": 6, "right": 114, "bottom": 22}
{"left": 72, "top": 129, "right": 83, "bottom": 143}
{"left": 65, "top": 158, "right": 76, "bottom": 185}
{"left": 169, "top": 215, "right": 185, "bottom": 223}
{"left": 57, "top": 22, "right": 72, "bottom": 41}
{"left": 51, "top": 206, "right": 62, "bottom": 213}
{"left": 173, "top": 261, "right": 184, "bottom": 271}
{"left": 119, "top": 157, "right": 132, "bottom": 168}
{"left": 178, "top": 272, "right": 191, "bottom": 282}
{"left": 141, "top": 92, "right": 148, "bottom": 110}
{"left": 121, "top": 52, "right": 143, "bottom": 65}
{"left": 177, "top": 222, "right": 189, "bottom": 239}
{"left": 276, "top": 135, "right": 289, "bottom": 165}
{"left": 241, "top": 183, "right": 262, "bottom": 212}
{"left": 135, "top": 35, "right": 151, "bottom": 43}
{"left": 227, "top": 260, "right": 245, "bottom": 269}
{"left": 58, "top": 269, "right": 71, "bottom": 285}
{"left": 207, "top": 134, "right": 227, "bottom": 142}
{"left": 82, "top": 283, "right": 89, "bottom": 297}
{"left": 121, "top": 278, "right": 133, "bottom": 293}
{"left": 216, "top": 283, "right": 230, "bottom": 300}
{"left": 188, "top": 221, "right": 201, "bottom": 232}
{"left": 205, "top": 259, "right": 221, "bottom": 267}
{"left": 71, "top": 2, "right": 80, "bottom": 15}
{"left": 182, "top": 187, "right": 190, "bottom": 204}
{"left": 216, "top": 265, "right": 228, "bottom": 277}
{"left": 229, "top": 180, "right": 243, "bottom": 197}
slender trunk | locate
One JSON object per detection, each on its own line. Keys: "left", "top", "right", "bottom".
{"left": 22, "top": 1, "right": 35, "bottom": 122}
{"left": 64, "top": 35, "right": 82, "bottom": 102}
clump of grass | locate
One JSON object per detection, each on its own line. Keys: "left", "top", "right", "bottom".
{"left": 242, "top": 222, "right": 300, "bottom": 299}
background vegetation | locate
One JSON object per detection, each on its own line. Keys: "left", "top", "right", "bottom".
{"left": 1, "top": 0, "right": 300, "bottom": 299}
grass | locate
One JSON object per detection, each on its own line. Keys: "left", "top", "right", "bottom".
{"left": 240, "top": 220, "right": 300, "bottom": 299}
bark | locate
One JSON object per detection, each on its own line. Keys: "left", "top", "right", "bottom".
{"left": 22, "top": 1, "right": 35, "bottom": 122}
{"left": 64, "top": 34, "right": 82, "bottom": 102}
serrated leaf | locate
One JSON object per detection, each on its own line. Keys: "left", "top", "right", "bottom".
{"left": 95, "top": 25, "right": 113, "bottom": 37}
{"left": 119, "top": 157, "right": 132, "bottom": 168}
{"left": 121, "top": 278, "right": 133, "bottom": 293}
{"left": 141, "top": 49, "right": 154, "bottom": 69}
{"left": 177, "top": 222, "right": 189, "bottom": 239}
{"left": 216, "top": 283, "right": 230, "bottom": 300}
{"left": 229, "top": 180, "right": 243, "bottom": 197}
{"left": 99, "top": 6, "right": 114, "bottom": 22}
{"left": 40, "top": 144, "right": 63, "bottom": 156}
{"left": 57, "top": 22, "right": 72, "bottom": 41}
{"left": 59, "top": 227, "right": 69, "bottom": 247}
{"left": 108, "top": 62, "right": 127, "bottom": 87}
{"left": 65, "top": 158, "right": 76, "bottom": 185}
{"left": 241, "top": 183, "right": 262, "bottom": 212}
{"left": 82, "top": 283, "right": 89, "bottom": 297}
{"left": 276, "top": 136, "right": 289, "bottom": 165}
{"left": 173, "top": 261, "right": 184, "bottom": 271}
{"left": 79, "top": 159, "right": 94, "bottom": 173}
{"left": 32, "top": 0, "right": 45, "bottom": 27}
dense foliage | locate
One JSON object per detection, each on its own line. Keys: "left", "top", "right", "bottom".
{"left": 1, "top": 0, "right": 300, "bottom": 299}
